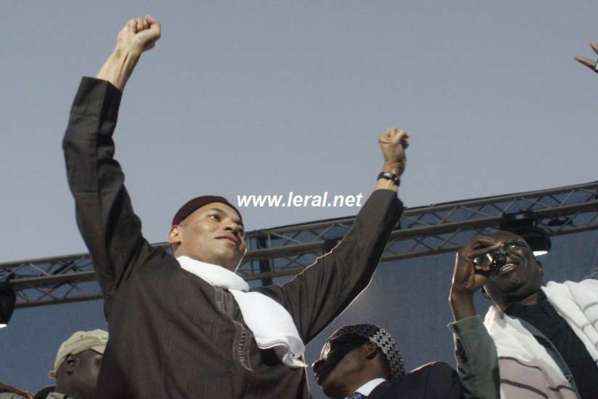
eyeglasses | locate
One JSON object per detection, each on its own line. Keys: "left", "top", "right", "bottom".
{"left": 472, "top": 240, "right": 529, "bottom": 269}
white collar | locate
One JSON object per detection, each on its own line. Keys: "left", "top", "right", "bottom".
{"left": 177, "top": 256, "right": 249, "bottom": 291}
{"left": 354, "top": 378, "right": 386, "bottom": 396}
{"left": 176, "top": 255, "right": 306, "bottom": 368}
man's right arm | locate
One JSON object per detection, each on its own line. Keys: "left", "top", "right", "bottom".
{"left": 448, "top": 241, "right": 500, "bottom": 399}
{"left": 62, "top": 17, "right": 161, "bottom": 320}
{"left": 448, "top": 316, "right": 499, "bottom": 399}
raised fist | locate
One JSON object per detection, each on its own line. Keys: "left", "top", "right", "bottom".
{"left": 116, "top": 16, "right": 161, "bottom": 56}
{"left": 378, "top": 128, "right": 409, "bottom": 176}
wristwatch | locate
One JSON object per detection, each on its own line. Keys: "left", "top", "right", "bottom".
{"left": 377, "top": 171, "right": 400, "bottom": 186}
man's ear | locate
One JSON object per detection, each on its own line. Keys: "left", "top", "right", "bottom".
{"left": 536, "top": 260, "right": 544, "bottom": 278}
{"left": 536, "top": 260, "right": 544, "bottom": 270}
{"left": 363, "top": 342, "right": 378, "bottom": 360}
{"left": 168, "top": 225, "right": 182, "bottom": 245}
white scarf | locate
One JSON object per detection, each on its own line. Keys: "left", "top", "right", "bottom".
{"left": 543, "top": 279, "right": 598, "bottom": 359}
{"left": 177, "top": 256, "right": 306, "bottom": 368}
{"left": 484, "top": 279, "right": 598, "bottom": 398}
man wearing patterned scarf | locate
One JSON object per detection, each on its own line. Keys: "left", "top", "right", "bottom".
{"left": 313, "top": 324, "right": 463, "bottom": 399}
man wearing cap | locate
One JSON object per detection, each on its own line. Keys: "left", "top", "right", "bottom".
{"left": 313, "top": 324, "right": 463, "bottom": 398}
{"left": 42, "top": 330, "right": 108, "bottom": 399}
{"left": 63, "top": 16, "right": 407, "bottom": 399}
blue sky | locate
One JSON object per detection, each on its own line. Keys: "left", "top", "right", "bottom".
{"left": 1, "top": 1, "right": 597, "bottom": 262}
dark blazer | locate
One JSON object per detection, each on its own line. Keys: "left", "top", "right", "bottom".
{"left": 63, "top": 77, "right": 404, "bottom": 399}
{"left": 369, "top": 362, "right": 463, "bottom": 399}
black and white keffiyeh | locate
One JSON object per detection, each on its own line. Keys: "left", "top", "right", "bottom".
{"left": 330, "top": 324, "right": 405, "bottom": 378}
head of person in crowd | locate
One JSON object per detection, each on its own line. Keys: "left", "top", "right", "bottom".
{"left": 312, "top": 324, "right": 405, "bottom": 398}
{"left": 0, "top": 382, "right": 33, "bottom": 399}
{"left": 168, "top": 196, "right": 247, "bottom": 271}
{"left": 471, "top": 230, "right": 544, "bottom": 309}
{"left": 48, "top": 329, "right": 108, "bottom": 399}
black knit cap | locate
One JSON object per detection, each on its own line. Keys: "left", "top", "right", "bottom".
{"left": 329, "top": 324, "right": 405, "bottom": 379}
{"left": 171, "top": 196, "right": 243, "bottom": 226}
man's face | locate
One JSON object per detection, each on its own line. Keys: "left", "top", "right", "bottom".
{"left": 76, "top": 350, "right": 103, "bottom": 390}
{"left": 312, "top": 336, "right": 366, "bottom": 398}
{"left": 481, "top": 231, "right": 544, "bottom": 306}
{"left": 169, "top": 202, "right": 246, "bottom": 271}
{"left": 63, "top": 349, "right": 103, "bottom": 398}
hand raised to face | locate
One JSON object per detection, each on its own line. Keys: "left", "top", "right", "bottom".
{"left": 451, "top": 236, "right": 501, "bottom": 295}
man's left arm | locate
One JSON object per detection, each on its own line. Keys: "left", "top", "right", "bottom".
{"left": 259, "top": 128, "right": 408, "bottom": 343}
{"left": 448, "top": 241, "right": 500, "bottom": 399}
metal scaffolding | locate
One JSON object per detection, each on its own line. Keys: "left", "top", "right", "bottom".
{"left": 2, "top": 181, "right": 597, "bottom": 308}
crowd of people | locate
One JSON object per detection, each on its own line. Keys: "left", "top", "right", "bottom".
{"left": 2, "top": 15, "right": 598, "bottom": 399}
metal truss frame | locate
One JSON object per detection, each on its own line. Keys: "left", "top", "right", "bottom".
{"left": 2, "top": 181, "right": 597, "bottom": 308}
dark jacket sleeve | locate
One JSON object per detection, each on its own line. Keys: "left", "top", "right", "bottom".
{"left": 426, "top": 362, "right": 464, "bottom": 399}
{"left": 62, "top": 77, "right": 153, "bottom": 321}
{"left": 370, "top": 362, "right": 463, "bottom": 399}
{"left": 258, "top": 189, "right": 402, "bottom": 343}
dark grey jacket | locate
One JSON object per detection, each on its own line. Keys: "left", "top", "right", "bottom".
{"left": 368, "top": 362, "right": 462, "bottom": 399}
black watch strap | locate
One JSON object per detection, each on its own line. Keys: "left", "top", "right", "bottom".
{"left": 377, "top": 171, "right": 400, "bottom": 186}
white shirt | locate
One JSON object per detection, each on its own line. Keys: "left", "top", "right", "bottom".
{"left": 353, "top": 378, "right": 387, "bottom": 397}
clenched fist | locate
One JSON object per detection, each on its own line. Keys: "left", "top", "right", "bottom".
{"left": 115, "top": 16, "right": 161, "bottom": 57}
{"left": 378, "top": 128, "right": 409, "bottom": 176}
{"left": 97, "top": 16, "right": 161, "bottom": 90}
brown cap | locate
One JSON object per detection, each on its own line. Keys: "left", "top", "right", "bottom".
{"left": 49, "top": 329, "right": 108, "bottom": 378}
{"left": 171, "top": 196, "right": 242, "bottom": 226}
